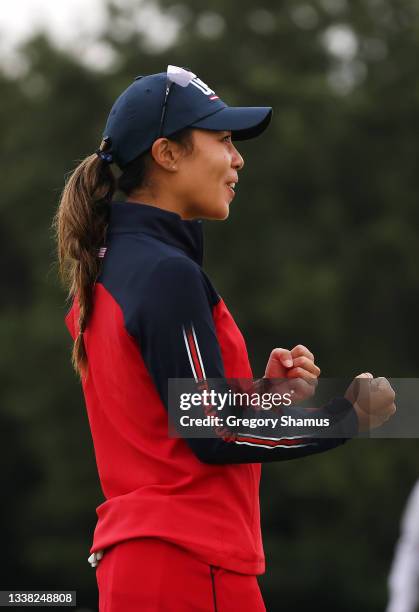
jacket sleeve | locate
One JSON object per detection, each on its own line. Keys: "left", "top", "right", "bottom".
{"left": 136, "top": 256, "right": 358, "bottom": 465}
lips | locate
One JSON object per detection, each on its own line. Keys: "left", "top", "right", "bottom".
{"left": 226, "top": 179, "right": 237, "bottom": 196}
{"left": 226, "top": 185, "right": 236, "bottom": 198}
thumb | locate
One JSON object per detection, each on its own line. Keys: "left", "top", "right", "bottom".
{"left": 271, "top": 348, "right": 293, "bottom": 368}
{"left": 356, "top": 372, "right": 373, "bottom": 379}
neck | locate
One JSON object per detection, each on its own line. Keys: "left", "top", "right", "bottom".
{"left": 127, "top": 190, "right": 194, "bottom": 220}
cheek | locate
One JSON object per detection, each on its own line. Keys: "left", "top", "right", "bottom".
{"left": 180, "top": 148, "right": 229, "bottom": 202}
{"left": 187, "top": 165, "right": 218, "bottom": 195}
{"left": 204, "top": 153, "right": 230, "bottom": 187}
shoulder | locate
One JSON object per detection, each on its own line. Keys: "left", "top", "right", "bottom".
{"left": 125, "top": 256, "right": 217, "bottom": 338}
{"left": 152, "top": 253, "right": 202, "bottom": 276}
{"left": 144, "top": 255, "right": 212, "bottom": 303}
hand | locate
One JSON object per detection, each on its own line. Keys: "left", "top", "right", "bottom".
{"left": 88, "top": 550, "right": 104, "bottom": 568}
{"left": 345, "top": 372, "right": 396, "bottom": 432}
{"left": 264, "top": 345, "right": 320, "bottom": 402}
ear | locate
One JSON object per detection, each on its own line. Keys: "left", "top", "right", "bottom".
{"left": 150, "top": 138, "right": 182, "bottom": 172}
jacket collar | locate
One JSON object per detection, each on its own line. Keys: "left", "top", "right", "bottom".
{"left": 108, "top": 201, "right": 204, "bottom": 266}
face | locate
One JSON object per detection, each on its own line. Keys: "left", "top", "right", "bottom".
{"left": 174, "top": 129, "right": 245, "bottom": 220}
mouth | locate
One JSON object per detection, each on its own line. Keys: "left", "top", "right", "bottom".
{"left": 226, "top": 182, "right": 237, "bottom": 198}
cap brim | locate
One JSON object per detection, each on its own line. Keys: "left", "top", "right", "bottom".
{"left": 189, "top": 106, "right": 272, "bottom": 141}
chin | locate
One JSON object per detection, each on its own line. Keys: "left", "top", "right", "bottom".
{"left": 212, "top": 202, "right": 230, "bottom": 220}
{"left": 192, "top": 201, "right": 230, "bottom": 221}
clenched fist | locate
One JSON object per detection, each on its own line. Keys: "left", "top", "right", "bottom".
{"left": 345, "top": 372, "right": 396, "bottom": 431}
{"left": 264, "top": 344, "right": 320, "bottom": 402}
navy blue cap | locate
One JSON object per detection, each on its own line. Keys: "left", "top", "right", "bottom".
{"left": 102, "top": 67, "right": 272, "bottom": 168}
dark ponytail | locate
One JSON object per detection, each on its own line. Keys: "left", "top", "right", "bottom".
{"left": 53, "top": 146, "right": 114, "bottom": 379}
{"left": 53, "top": 127, "right": 194, "bottom": 379}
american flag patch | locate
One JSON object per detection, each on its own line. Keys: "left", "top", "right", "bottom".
{"left": 98, "top": 247, "right": 107, "bottom": 258}
{"left": 209, "top": 95, "right": 219, "bottom": 100}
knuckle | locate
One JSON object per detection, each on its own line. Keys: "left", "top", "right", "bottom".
{"left": 298, "top": 367, "right": 314, "bottom": 379}
{"left": 289, "top": 367, "right": 303, "bottom": 378}
{"left": 292, "top": 344, "right": 308, "bottom": 358}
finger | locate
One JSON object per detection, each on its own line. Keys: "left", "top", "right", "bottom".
{"left": 291, "top": 344, "right": 314, "bottom": 362}
{"left": 371, "top": 379, "right": 396, "bottom": 409}
{"left": 291, "top": 356, "right": 321, "bottom": 377}
{"left": 375, "top": 376, "right": 393, "bottom": 392}
{"left": 270, "top": 347, "right": 293, "bottom": 368}
{"left": 370, "top": 377, "right": 393, "bottom": 393}
{"left": 286, "top": 367, "right": 318, "bottom": 381}
{"left": 356, "top": 372, "right": 374, "bottom": 378}
{"left": 381, "top": 403, "right": 396, "bottom": 423}
{"left": 385, "top": 402, "right": 397, "bottom": 416}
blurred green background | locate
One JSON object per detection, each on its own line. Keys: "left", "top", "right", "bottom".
{"left": 2, "top": 0, "right": 419, "bottom": 609}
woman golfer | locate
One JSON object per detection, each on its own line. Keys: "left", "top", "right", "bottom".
{"left": 55, "top": 66, "right": 394, "bottom": 611}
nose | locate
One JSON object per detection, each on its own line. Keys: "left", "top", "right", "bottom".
{"left": 232, "top": 144, "right": 244, "bottom": 171}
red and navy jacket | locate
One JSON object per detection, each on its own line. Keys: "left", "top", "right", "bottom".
{"left": 65, "top": 201, "right": 357, "bottom": 575}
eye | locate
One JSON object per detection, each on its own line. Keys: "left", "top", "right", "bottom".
{"left": 223, "top": 134, "right": 232, "bottom": 143}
